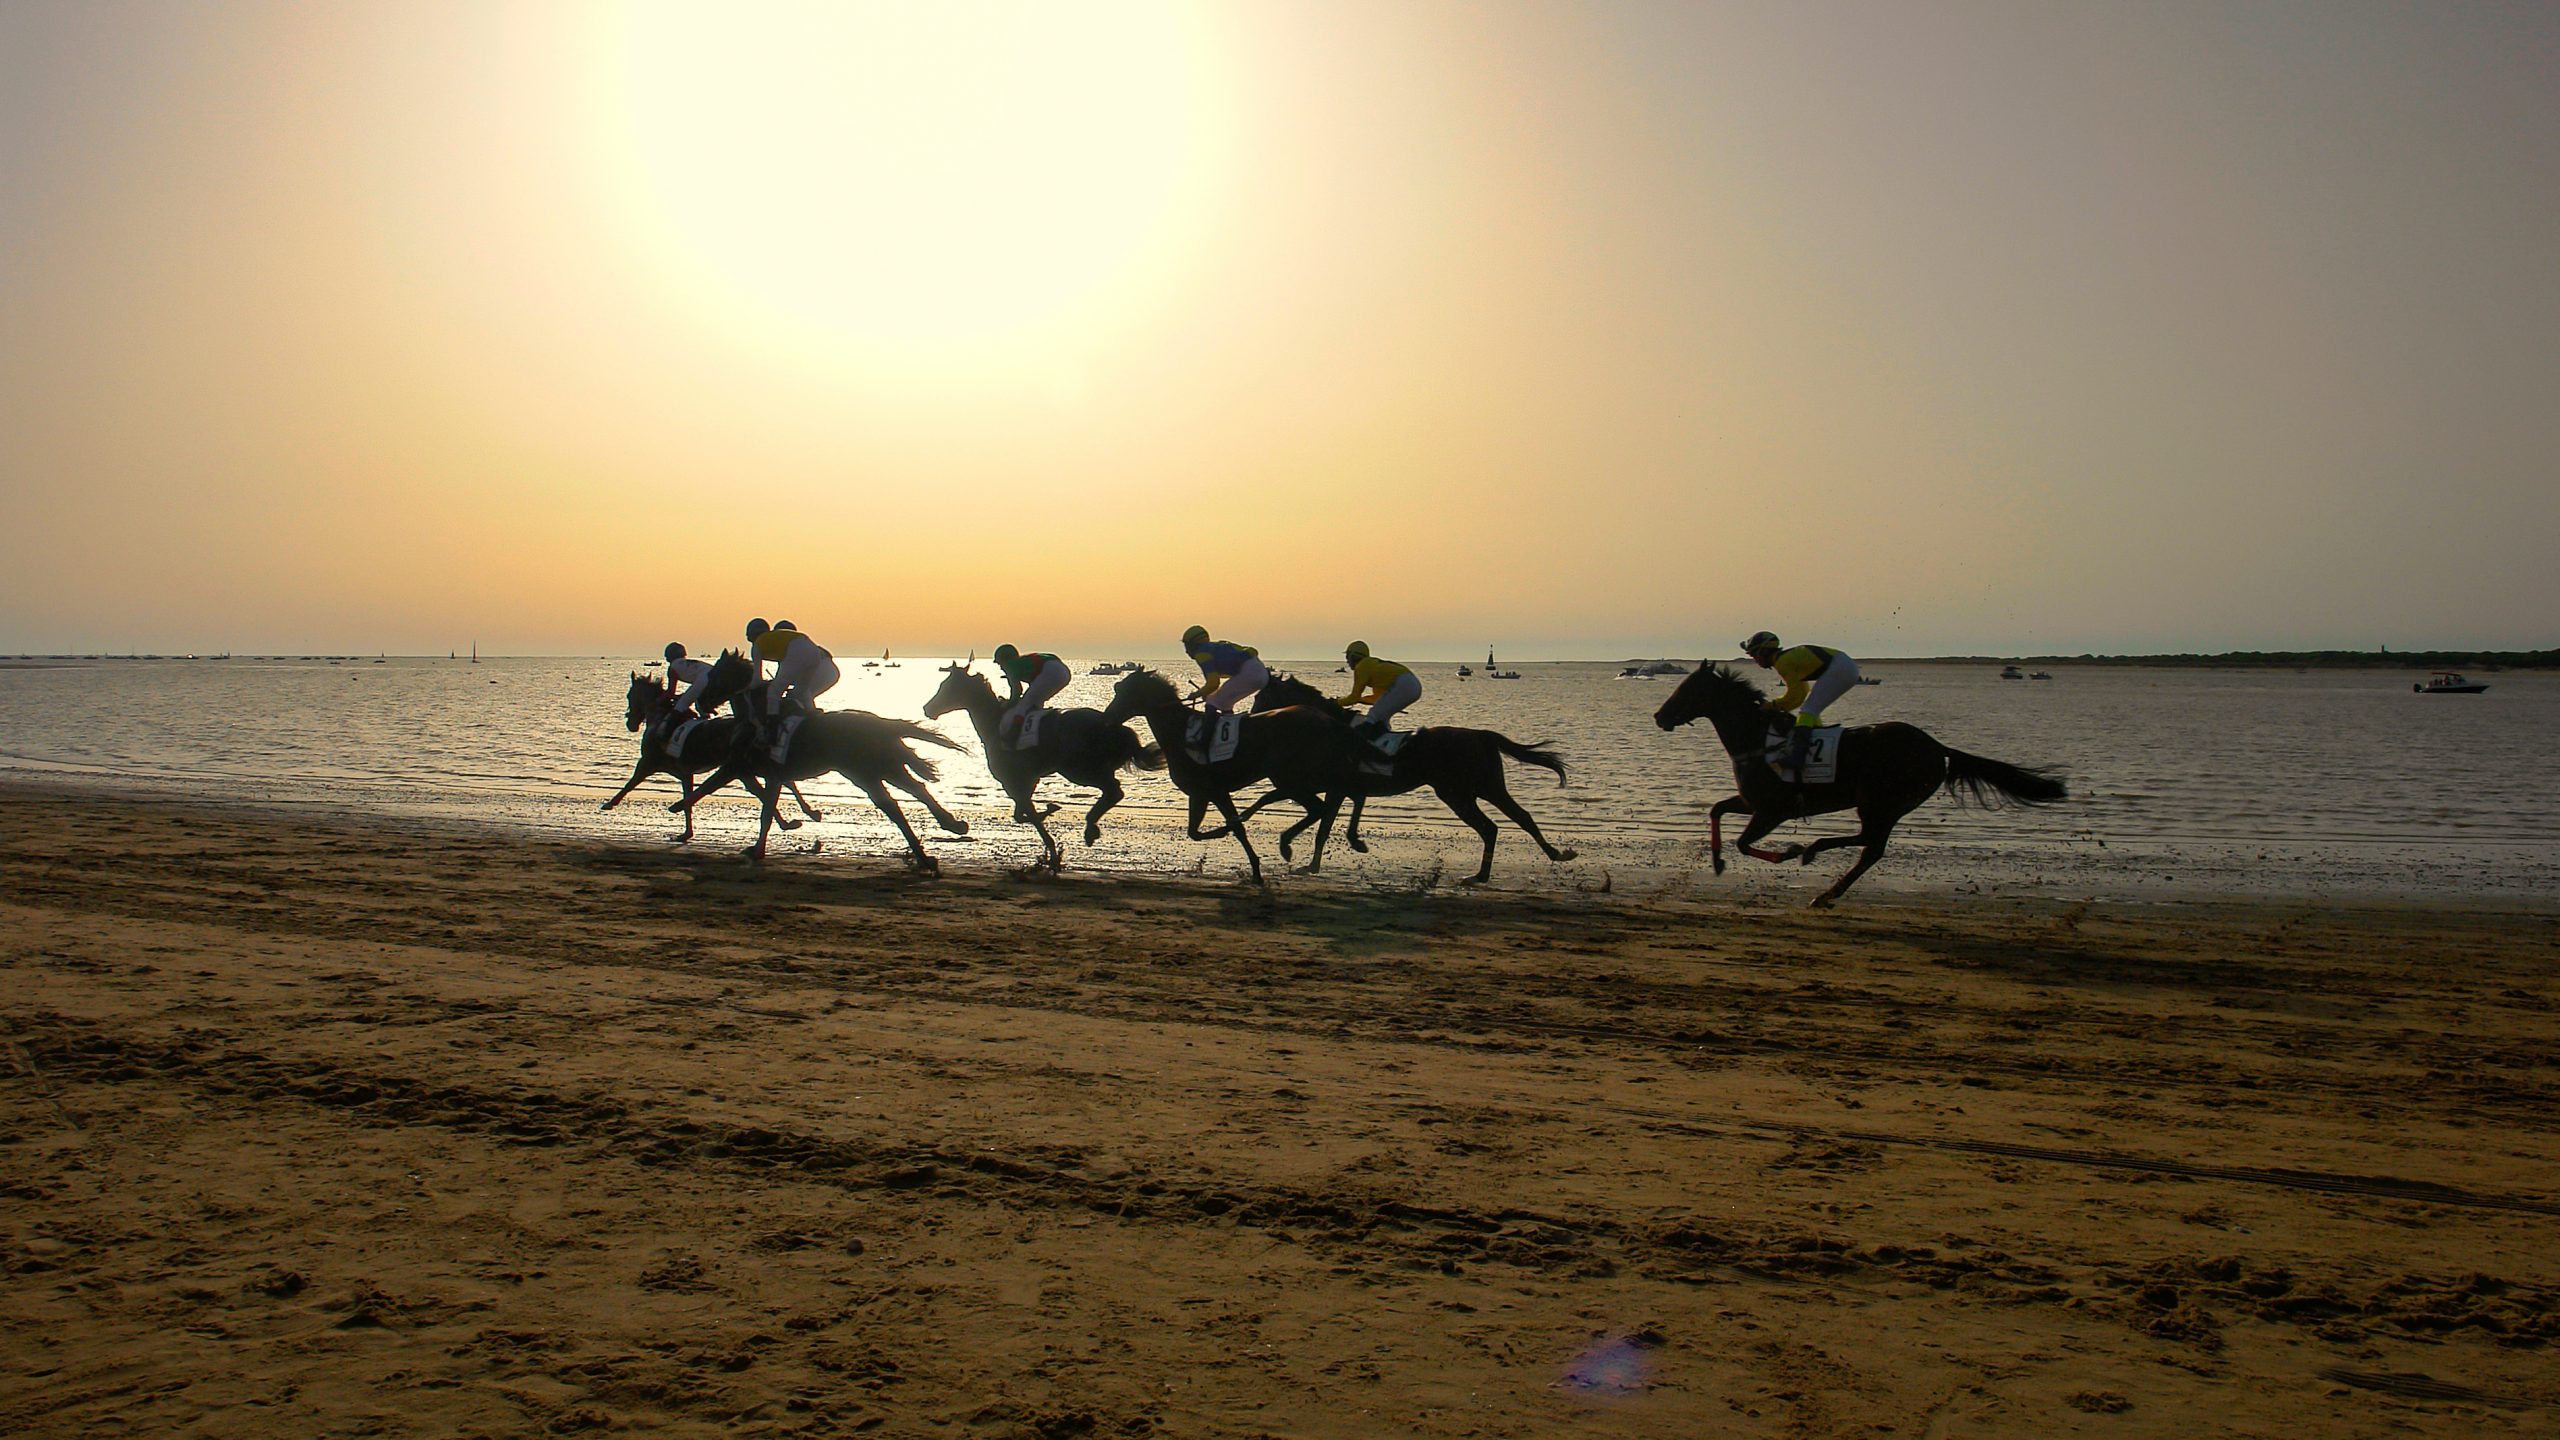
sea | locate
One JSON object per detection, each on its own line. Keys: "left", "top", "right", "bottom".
{"left": 2, "top": 656, "right": 2552, "bottom": 905}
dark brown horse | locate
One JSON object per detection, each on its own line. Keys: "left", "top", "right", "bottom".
{"left": 1235, "top": 674, "right": 1578, "bottom": 884}
{"left": 1653, "top": 661, "right": 2067, "bottom": 906}
{"left": 923, "top": 663, "right": 1162, "bottom": 872}
{"left": 680, "top": 650, "right": 972, "bottom": 871}
{"left": 606, "top": 670, "right": 822, "bottom": 841}
{"left": 1100, "top": 669, "right": 1352, "bottom": 883}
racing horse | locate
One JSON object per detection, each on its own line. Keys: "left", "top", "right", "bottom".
{"left": 1100, "top": 669, "right": 1353, "bottom": 883}
{"left": 679, "top": 651, "right": 971, "bottom": 871}
{"left": 607, "top": 669, "right": 823, "bottom": 842}
{"left": 1234, "top": 673, "right": 1578, "bottom": 885}
{"left": 1654, "top": 662, "right": 2067, "bottom": 906}
{"left": 923, "top": 661, "right": 1163, "bottom": 873}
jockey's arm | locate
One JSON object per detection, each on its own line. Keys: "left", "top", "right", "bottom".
{"left": 1335, "top": 658, "right": 1381, "bottom": 707}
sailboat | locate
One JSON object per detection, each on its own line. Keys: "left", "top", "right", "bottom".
{"left": 882, "top": 646, "right": 898, "bottom": 669}
{"left": 1486, "top": 646, "right": 1520, "bottom": 680}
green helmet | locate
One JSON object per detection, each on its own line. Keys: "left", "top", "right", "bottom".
{"left": 993, "top": 643, "right": 1020, "bottom": 667}
{"left": 1345, "top": 640, "right": 1370, "bottom": 662}
{"left": 1181, "top": 625, "right": 1209, "bottom": 647}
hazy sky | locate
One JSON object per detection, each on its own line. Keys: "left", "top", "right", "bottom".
{"left": 5, "top": 1, "right": 2555, "bottom": 658}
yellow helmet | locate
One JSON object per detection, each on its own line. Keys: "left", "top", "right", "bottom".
{"left": 1345, "top": 640, "right": 1370, "bottom": 662}
{"left": 1181, "top": 625, "right": 1209, "bottom": 647}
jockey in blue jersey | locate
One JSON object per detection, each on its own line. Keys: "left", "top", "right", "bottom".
{"left": 1182, "top": 625, "right": 1268, "bottom": 714}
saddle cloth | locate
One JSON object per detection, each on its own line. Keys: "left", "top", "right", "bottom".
{"left": 1762, "top": 724, "right": 1843, "bottom": 784}
{"left": 1185, "top": 710, "right": 1242, "bottom": 764}
{"left": 664, "top": 715, "right": 708, "bottom": 759}
{"left": 769, "top": 713, "right": 806, "bottom": 763}
{"left": 1357, "top": 728, "right": 1408, "bottom": 775}
{"left": 1014, "top": 709, "right": 1045, "bottom": 749}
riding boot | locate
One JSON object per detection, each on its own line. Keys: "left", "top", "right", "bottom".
{"left": 1785, "top": 725, "right": 1812, "bottom": 783}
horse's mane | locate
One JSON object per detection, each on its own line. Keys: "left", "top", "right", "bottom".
{"left": 1669, "top": 661, "right": 1762, "bottom": 711}
{"left": 1257, "top": 671, "right": 1330, "bottom": 708}
{"left": 1121, "top": 669, "right": 1181, "bottom": 704}
{"left": 630, "top": 669, "right": 672, "bottom": 698}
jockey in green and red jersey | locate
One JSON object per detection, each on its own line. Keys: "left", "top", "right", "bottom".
{"left": 1182, "top": 625, "right": 1268, "bottom": 713}
{"left": 992, "top": 644, "right": 1070, "bottom": 741}
{"left": 1742, "top": 630, "right": 1862, "bottom": 776}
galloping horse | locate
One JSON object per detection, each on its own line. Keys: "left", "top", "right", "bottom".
{"left": 923, "top": 662, "right": 1162, "bottom": 872}
{"left": 1100, "top": 669, "right": 1352, "bottom": 883}
{"left": 680, "top": 651, "right": 972, "bottom": 871}
{"left": 1235, "top": 674, "right": 1579, "bottom": 885}
{"left": 606, "top": 670, "right": 822, "bottom": 842}
{"left": 1654, "top": 662, "right": 2067, "bottom": 906}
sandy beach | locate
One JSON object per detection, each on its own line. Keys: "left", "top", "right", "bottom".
{"left": 2, "top": 781, "right": 2554, "bottom": 1438}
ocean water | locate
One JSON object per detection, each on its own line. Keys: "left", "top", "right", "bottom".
{"left": 2, "top": 655, "right": 2552, "bottom": 903}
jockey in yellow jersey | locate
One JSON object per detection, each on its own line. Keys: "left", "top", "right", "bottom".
{"left": 745, "top": 618, "right": 840, "bottom": 758}
{"left": 1742, "top": 630, "right": 1862, "bottom": 778}
{"left": 1333, "top": 640, "right": 1421, "bottom": 744}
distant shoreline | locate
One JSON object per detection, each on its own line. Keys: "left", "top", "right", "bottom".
{"left": 7, "top": 649, "right": 2555, "bottom": 671}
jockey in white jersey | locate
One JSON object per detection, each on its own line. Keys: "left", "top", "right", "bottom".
{"left": 663, "top": 642, "right": 715, "bottom": 718}
{"left": 992, "top": 644, "right": 1070, "bottom": 742}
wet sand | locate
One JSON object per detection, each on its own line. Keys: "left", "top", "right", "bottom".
{"left": 3, "top": 782, "right": 2555, "bottom": 1437}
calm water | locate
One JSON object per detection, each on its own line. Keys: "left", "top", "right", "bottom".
{"left": 2, "top": 656, "right": 2553, "bottom": 903}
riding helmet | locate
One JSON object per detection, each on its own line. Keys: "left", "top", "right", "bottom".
{"left": 775, "top": 619, "right": 797, "bottom": 631}
{"left": 664, "top": 642, "right": 685, "bottom": 662}
{"left": 746, "top": 617, "right": 771, "bottom": 641}
{"left": 1741, "top": 630, "right": 1781, "bottom": 655}
{"left": 1182, "top": 625, "right": 1209, "bottom": 647}
{"left": 1345, "top": 640, "right": 1370, "bottom": 662}
{"left": 993, "top": 644, "right": 1020, "bottom": 667}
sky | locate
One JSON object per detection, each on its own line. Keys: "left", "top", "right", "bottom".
{"left": 4, "top": 0, "right": 2556, "bottom": 659}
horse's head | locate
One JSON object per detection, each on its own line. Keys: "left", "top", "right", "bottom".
{"left": 624, "top": 669, "right": 671, "bottom": 732}
{"left": 1254, "top": 671, "right": 1333, "bottom": 714}
{"left": 1655, "top": 662, "right": 1763, "bottom": 737}
{"left": 1103, "top": 668, "right": 1179, "bottom": 725}
{"left": 691, "top": 648, "right": 758, "bottom": 718}
{"left": 923, "top": 662, "right": 993, "bottom": 720}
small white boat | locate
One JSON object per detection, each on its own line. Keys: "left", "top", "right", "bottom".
{"left": 1999, "top": 665, "right": 2025, "bottom": 680}
{"left": 2415, "top": 671, "right": 2488, "bottom": 694}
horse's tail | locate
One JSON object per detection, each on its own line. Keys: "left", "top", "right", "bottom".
{"left": 1940, "top": 748, "right": 2068, "bottom": 808}
{"left": 871, "top": 716, "right": 965, "bottom": 754}
{"left": 901, "top": 753, "right": 942, "bottom": 784}
{"left": 1494, "top": 736, "right": 1568, "bottom": 785}
{"left": 1126, "top": 739, "right": 1167, "bottom": 772}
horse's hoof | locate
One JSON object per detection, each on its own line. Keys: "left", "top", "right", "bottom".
{"left": 1711, "top": 859, "right": 1726, "bottom": 876}
{"left": 598, "top": 801, "right": 614, "bottom": 812}
{"left": 1082, "top": 827, "right": 1101, "bottom": 845}
{"left": 1556, "top": 848, "right": 1578, "bottom": 863}
{"left": 915, "top": 857, "right": 941, "bottom": 877}
{"left": 1347, "top": 839, "right": 1369, "bottom": 854}
{"left": 1460, "top": 875, "right": 1488, "bottom": 887}
{"left": 1040, "top": 802, "right": 1062, "bottom": 818}
{"left": 942, "top": 819, "right": 970, "bottom": 836}
{"left": 779, "top": 819, "right": 802, "bottom": 831}
{"left": 1809, "top": 894, "right": 1837, "bottom": 910}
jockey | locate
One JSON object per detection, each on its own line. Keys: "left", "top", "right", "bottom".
{"left": 1334, "top": 640, "right": 1421, "bottom": 742}
{"left": 992, "top": 644, "right": 1070, "bottom": 742}
{"left": 1742, "top": 630, "right": 1862, "bottom": 776}
{"left": 1182, "top": 625, "right": 1267, "bottom": 714}
{"left": 746, "top": 617, "right": 840, "bottom": 732}
{"left": 663, "top": 642, "right": 715, "bottom": 718}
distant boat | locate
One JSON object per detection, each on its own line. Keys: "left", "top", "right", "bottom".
{"left": 1999, "top": 665, "right": 2025, "bottom": 680}
{"left": 1456, "top": 664, "right": 1474, "bottom": 678}
{"left": 2029, "top": 671, "right": 2052, "bottom": 680}
{"left": 1616, "top": 661, "right": 1688, "bottom": 679}
{"left": 1087, "top": 660, "right": 1139, "bottom": 675}
{"left": 882, "top": 647, "right": 898, "bottom": 668}
{"left": 1856, "top": 675, "right": 1882, "bottom": 685}
{"left": 2415, "top": 671, "right": 2488, "bottom": 694}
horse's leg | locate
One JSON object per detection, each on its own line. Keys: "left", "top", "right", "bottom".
{"left": 786, "top": 781, "right": 824, "bottom": 822}
{"left": 1433, "top": 788, "right": 1503, "bottom": 885}
{"left": 1812, "top": 816, "right": 1900, "bottom": 908}
{"left": 1733, "top": 812, "right": 1797, "bottom": 864}
{"left": 600, "top": 759, "right": 653, "bottom": 811}
{"left": 1276, "top": 803, "right": 1321, "bottom": 863}
{"left": 1016, "top": 783, "right": 1062, "bottom": 871}
{"left": 1302, "top": 792, "right": 1343, "bottom": 874}
{"left": 1344, "top": 795, "right": 1370, "bottom": 854}
{"left": 1184, "top": 793, "right": 1217, "bottom": 840}
{"left": 1206, "top": 790, "right": 1261, "bottom": 883}
{"left": 673, "top": 764, "right": 735, "bottom": 813}
{"left": 747, "top": 773, "right": 782, "bottom": 863}
{"left": 1705, "top": 795, "right": 1750, "bottom": 875}
{"left": 889, "top": 770, "right": 969, "bottom": 835}
{"left": 1481, "top": 778, "right": 1576, "bottom": 866}
{"left": 1082, "top": 777, "right": 1123, "bottom": 846}
{"left": 855, "top": 776, "right": 939, "bottom": 876}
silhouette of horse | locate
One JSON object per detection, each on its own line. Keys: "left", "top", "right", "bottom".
{"left": 1100, "top": 669, "right": 1352, "bottom": 883}
{"left": 606, "top": 670, "right": 823, "bottom": 842}
{"left": 923, "top": 662, "right": 1163, "bottom": 873}
{"left": 1233, "top": 674, "right": 1578, "bottom": 884}
{"left": 1654, "top": 662, "right": 2067, "bottom": 906}
{"left": 681, "top": 650, "right": 971, "bottom": 871}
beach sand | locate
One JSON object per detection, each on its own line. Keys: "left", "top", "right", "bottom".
{"left": 2, "top": 782, "right": 2554, "bottom": 1437}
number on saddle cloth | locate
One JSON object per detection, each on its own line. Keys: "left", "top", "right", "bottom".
{"left": 770, "top": 713, "right": 805, "bottom": 763}
{"left": 1184, "top": 710, "right": 1242, "bottom": 763}
{"left": 1763, "top": 724, "right": 1843, "bottom": 784}
{"left": 1014, "top": 709, "right": 1045, "bottom": 750}
{"left": 665, "top": 715, "right": 707, "bottom": 759}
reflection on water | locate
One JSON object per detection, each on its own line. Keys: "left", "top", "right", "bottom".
{"left": 2, "top": 657, "right": 2552, "bottom": 903}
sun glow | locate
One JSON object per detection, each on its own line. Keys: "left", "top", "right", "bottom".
{"left": 595, "top": 1, "right": 1218, "bottom": 373}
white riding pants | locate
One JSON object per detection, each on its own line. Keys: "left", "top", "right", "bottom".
{"left": 1205, "top": 657, "right": 1269, "bottom": 714}
{"left": 1797, "top": 653, "right": 1862, "bottom": 726}
{"left": 1002, "top": 658, "right": 1072, "bottom": 730}
{"left": 769, "top": 648, "right": 841, "bottom": 716}
{"left": 1365, "top": 672, "right": 1423, "bottom": 727}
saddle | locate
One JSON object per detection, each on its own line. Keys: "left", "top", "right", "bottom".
{"left": 1184, "top": 710, "right": 1242, "bottom": 764}
{"left": 1762, "top": 723, "right": 1842, "bottom": 784}
{"left": 1355, "top": 726, "right": 1408, "bottom": 775}
{"left": 768, "top": 712, "right": 807, "bottom": 764}
{"left": 663, "top": 715, "right": 708, "bottom": 760}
